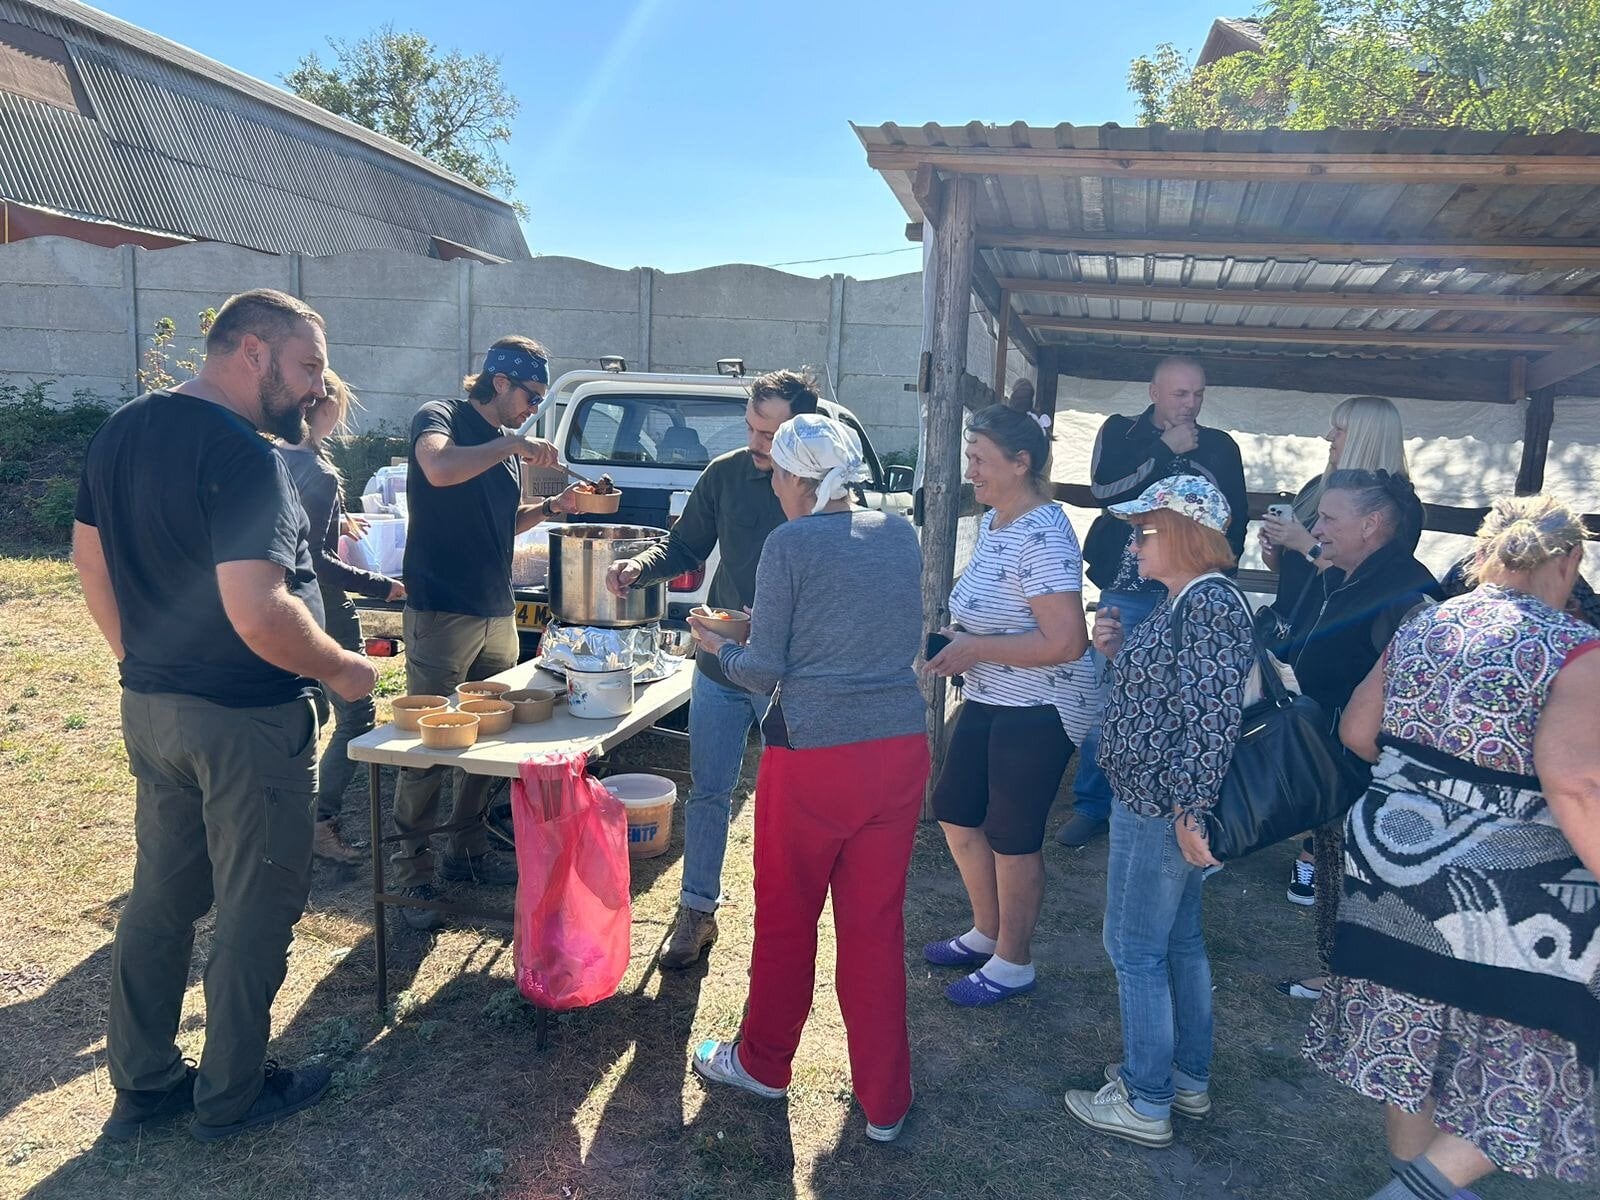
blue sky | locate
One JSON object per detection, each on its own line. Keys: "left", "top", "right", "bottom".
{"left": 102, "top": 0, "right": 1218, "bottom": 276}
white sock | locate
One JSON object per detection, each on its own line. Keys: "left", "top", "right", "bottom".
{"left": 959, "top": 927, "right": 997, "bottom": 955}
{"left": 978, "top": 954, "right": 1034, "bottom": 987}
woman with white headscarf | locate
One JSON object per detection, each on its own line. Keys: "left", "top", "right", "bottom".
{"left": 686, "top": 412, "right": 930, "bottom": 1144}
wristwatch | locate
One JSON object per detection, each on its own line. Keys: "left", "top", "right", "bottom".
{"left": 540, "top": 496, "right": 555, "bottom": 518}
{"left": 1306, "top": 543, "right": 1323, "bottom": 561}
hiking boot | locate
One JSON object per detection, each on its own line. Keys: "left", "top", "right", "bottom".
{"left": 102, "top": 1063, "right": 197, "bottom": 1140}
{"left": 1063, "top": 1077, "right": 1173, "bottom": 1148}
{"left": 660, "top": 906, "right": 718, "bottom": 970}
{"left": 312, "top": 819, "right": 363, "bottom": 864}
{"left": 439, "top": 850, "right": 518, "bottom": 887}
{"left": 189, "top": 1060, "right": 333, "bottom": 1143}
{"left": 1104, "top": 1063, "right": 1211, "bottom": 1119}
{"left": 399, "top": 883, "right": 446, "bottom": 931}
{"left": 1287, "top": 857, "right": 1316, "bottom": 906}
{"left": 1055, "top": 812, "right": 1108, "bottom": 848}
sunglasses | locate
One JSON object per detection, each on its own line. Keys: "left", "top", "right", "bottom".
{"left": 1130, "top": 525, "right": 1160, "bottom": 546}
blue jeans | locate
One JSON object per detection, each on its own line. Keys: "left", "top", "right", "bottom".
{"left": 1102, "top": 802, "right": 1213, "bottom": 1119}
{"left": 682, "top": 669, "right": 766, "bottom": 913}
{"left": 1072, "top": 587, "right": 1165, "bottom": 821}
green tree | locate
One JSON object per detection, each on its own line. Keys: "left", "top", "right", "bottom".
{"left": 284, "top": 25, "right": 521, "bottom": 205}
{"left": 1130, "top": 0, "right": 1600, "bottom": 132}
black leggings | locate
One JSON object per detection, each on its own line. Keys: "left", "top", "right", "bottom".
{"left": 931, "top": 701, "right": 1074, "bottom": 854}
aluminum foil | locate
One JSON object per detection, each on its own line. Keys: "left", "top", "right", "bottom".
{"left": 538, "top": 621, "right": 675, "bottom": 681}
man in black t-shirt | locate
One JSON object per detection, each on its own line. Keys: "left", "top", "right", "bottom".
{"left": 390, "top": 335, "right": 579, "bottom": 927}
{"left": 74, "top": 289, "right": 377, "bottom": 1143}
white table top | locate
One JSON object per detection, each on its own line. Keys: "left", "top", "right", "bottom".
{"left": 347, "top": 657, "right": 694, "bottom": 778}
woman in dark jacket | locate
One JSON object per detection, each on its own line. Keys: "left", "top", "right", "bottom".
{"left": 1267, "top": 469, "right": 1437, "bottom": 1000}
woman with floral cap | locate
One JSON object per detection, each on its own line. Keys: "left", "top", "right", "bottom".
{"left": 1062, "top": 475, "right": 1254, "bottom": 1150}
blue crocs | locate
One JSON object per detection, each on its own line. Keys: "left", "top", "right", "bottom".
{"left": 923, "top": 935, "right": 990, "bottom": 969}
{"left": 944, "top": 968, "right": 1037, "bottom": 1007}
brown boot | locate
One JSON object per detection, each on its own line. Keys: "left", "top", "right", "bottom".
{"left": 312, "top": 819, "right": 363, "bottom": 863}
{"left": 660, "top": 905, "right": 718, "bottom": 970}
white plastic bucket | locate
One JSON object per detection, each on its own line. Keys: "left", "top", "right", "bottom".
{"left": 604, "top": 773, "right": 677, "bottom": 859}
{"left": 567, "top": 666, "right": 633, "bottom": 719}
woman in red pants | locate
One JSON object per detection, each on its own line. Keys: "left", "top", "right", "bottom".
{"left": 687, "top": 412, "right": 930, "bottom": 1143}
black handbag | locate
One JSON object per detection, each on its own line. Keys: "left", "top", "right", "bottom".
{"left": 1171, "top": 579, "right": 1369, "bottom": 861}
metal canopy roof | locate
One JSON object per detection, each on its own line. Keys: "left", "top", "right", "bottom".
{"left": 854, "top": 121, "right": 1600, "bottom": 400}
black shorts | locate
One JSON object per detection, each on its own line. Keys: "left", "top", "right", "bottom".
{"left": 930, "top": 700, "right": 1074, "bottom": 855}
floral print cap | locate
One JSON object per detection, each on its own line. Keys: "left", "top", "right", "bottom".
{"left": 1109, "top": 474, "right": 1231, "bottom": 532}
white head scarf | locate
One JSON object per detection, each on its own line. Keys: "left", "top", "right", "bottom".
{"left": 769, "top": 413, "right": 870, "bottom": 515}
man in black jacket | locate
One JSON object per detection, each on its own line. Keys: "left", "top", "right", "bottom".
{"left": 1056, "top": 357, "right": 1248, "bottom": 847}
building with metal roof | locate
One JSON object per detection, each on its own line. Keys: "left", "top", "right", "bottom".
{"left": 0, "top": 0, "right": 529, "bottom": 260}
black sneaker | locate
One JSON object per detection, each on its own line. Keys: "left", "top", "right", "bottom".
{"left": 102, "top": 1063, "right": 197, "bottom": 1140}
{"left": 1287, "top": 857, "right": 1316, "bottom": 906}
{"left": 189, "top": 1060, "right": 333, "bottom": 1143}
{"left": 399, "top": 882, "right": 447, "bottom": 931}
{"left": 438, "top": 850, "right": 517, "bottom": 887}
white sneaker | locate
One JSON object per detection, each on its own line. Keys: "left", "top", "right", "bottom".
{"left": 1064, "top": 1077, "right": 1174, "bottom": 1148}
{"left": 1103, "top": 1063, "right": 1211, "bottom": 1119}
{"left": 690, "top": 1039, "right": 786, "bottom": 1100}
{"left": 866, "top": 1087, "right": 913, "bottom": 1143}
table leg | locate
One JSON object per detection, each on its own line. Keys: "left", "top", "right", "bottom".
{"left": 370, "top": 762, "right": 388, "bottom": 1014}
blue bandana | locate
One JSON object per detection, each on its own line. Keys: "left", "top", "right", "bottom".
{"left": 481, "top": 346, "right": 548, "bottom": 386}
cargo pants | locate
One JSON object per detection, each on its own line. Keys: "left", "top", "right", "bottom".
{"left": 109, "top": 689, "right": 318, "bottom": 1126}
{"left": 389, "top": 609, "right": 519, "bottom": 886}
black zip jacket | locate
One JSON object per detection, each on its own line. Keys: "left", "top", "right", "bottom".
{"left": 1081, "top": 406, "right": 1249, "bottom": 589}
{"left": 1269, "top": 538, "right": 1439, "bottom": 720}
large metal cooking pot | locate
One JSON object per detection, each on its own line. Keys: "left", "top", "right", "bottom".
{"left": 547, "top": 524, "right": 668, "bottom": 628}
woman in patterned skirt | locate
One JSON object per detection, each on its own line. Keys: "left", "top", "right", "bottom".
{"left": 1306, "top": 494, "right": 1600, "bottom": 1198}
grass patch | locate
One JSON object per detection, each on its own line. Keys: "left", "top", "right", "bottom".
{"left": 0, "top": 549, "right": 1573, "bottom": 1200}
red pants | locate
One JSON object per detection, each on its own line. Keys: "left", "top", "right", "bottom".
{"left": 735, "top": 732, "right": 930, "bottom": 1126}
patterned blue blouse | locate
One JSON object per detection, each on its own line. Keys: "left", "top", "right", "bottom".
{"left": 1099, "top": 577, "right": 1255, "bottom": 819}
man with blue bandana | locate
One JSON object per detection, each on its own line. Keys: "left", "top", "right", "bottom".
{"left": 391, "top": 335, "right": 578, "bottom": 928}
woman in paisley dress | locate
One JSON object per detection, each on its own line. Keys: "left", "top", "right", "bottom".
{"left": 1061, "top": 475, "right": 1254, "bottom": 1149}
{"left": 1305, "top": 494, "right": 1600, "bottom": 1198}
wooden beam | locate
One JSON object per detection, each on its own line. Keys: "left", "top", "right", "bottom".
{"left": 921, "top": 175, "right": 978, "bottom": 796}
{"left": 1053, "top": 345, "right": 1511, "bottom": 405}
{"left": 1528, "top": 333, "right": 1600, "bottom": 391}
{"left": 912, "top": 164, "right": 943, "bottom": 227}
{"left": 973, "top": 227, "right": 1600, "bottom": 265}
{"left": 992, "top": 289, "right": 1012, "bottom": 400}
{"left": 995, "top": 276, "right": 1600, "bottom": 315}
{"left": 1509, "top": 355, "right": 1528, "bottom": 402}
{"left": 968, "top": 256, "right": 1038, "bottom": 365}
{"left": 866, "top": 145, "right": 1600, "bottom": 187}
{"left": 1022, "top": 314, "right": 1567, "bottom": 353}
{"left": 1516, "top": 390, "right": 1556, "bottom": 495}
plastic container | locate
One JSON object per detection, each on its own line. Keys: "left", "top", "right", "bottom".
{"left": 458, "top": 698, "right": 513, "bottom": 736}
{"left": 391, "top": 694, "right": 449, "bottom": 732}
{"left": 504, "top": 687, "right": 559, "bottom": 723}
{"left": 603, "top": 773, "right": 677, "bottom": 859}
{"left": 456, "top": 680, "right": 511, "bottom": 704}
{"left": 417, "top": 711, "right": 479, "bottom": 749}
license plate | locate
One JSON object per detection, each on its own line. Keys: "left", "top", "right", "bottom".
{"left": 514, "top": 600, "right": 551, "bottom": 631}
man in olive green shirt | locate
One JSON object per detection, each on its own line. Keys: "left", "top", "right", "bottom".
{"left": 606, "top": 369, "right": 819, "bottom": 968}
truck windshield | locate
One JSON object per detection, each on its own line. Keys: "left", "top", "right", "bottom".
{"left": 566, "top": 394, "right": 747, "bottom": 466}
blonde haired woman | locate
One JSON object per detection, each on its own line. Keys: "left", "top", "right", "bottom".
{"left": 1306, "top": 494, "right": 1600, "bottom": 1197}
{"left": 1261, "top": 395, "right": 1410, "bottom": 916}
{"left": 276, "top": 370, "right": 403, "bottom": 861}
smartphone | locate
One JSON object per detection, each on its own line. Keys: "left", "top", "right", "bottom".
{"left": 1265, "top": 503, "right": 1295, "bottom": 523}
{"left": 1202, "top": 863, "right": 1225, "bottom": 880}
{"left": 925, "top": 631, "right": 964, "bottom": 688}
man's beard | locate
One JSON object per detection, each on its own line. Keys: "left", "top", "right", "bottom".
{"left": 259, "top": 356, "right": 310, "bottom": 443}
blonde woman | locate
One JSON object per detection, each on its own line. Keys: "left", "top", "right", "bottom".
{"left": 276, "top": 370, "right": 403, "bottom": 861}
{"left": 1306, "top": 494, "right": 1600, "bottom": 1197}
{"left": 1260, "top": 395, "right": 1409, "bottom": 917}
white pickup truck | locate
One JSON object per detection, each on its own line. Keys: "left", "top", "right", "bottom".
{"left": 511, "top": 361, "right": 914, "bottom": 641}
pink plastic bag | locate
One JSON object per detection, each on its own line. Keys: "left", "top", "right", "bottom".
{"left": 511, "top": 752, "right": 632, "bottom": 1010}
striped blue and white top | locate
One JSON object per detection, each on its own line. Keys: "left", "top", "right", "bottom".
{"left": 948, "top": 504, "right": 1098, "bottom": 740}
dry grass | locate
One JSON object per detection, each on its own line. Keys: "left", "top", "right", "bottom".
{"left": 0, "top": 547, "right": 1571, "bottom": 1200}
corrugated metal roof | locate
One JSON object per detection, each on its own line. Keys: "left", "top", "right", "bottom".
{"left": 854, "top": 121, "right": 1600, "bottom": 376}
{"left": 0, "top": 0, "right": 529, "bottom": 258}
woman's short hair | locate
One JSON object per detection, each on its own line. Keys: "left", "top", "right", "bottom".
{"left": 966, "top": 404, "right": 1050, "bottom": 493}
{"left": 1136, "top": 507, "right": 1236, "bottom": 576}
{"left": 1473, "top": 493, "right": 1589, "bottom": 579}
{"left": 462, "top": 335, "right": 550, "bottom": 400}
{"left": 1324, "top": 468, "right": 1422, "bottom": 546}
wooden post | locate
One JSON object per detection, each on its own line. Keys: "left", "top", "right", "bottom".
{"left": 921, "top": 176, "right": 978, "bottom": 791}
{"left": 991, "top": 289, "right": 1011, "bottom": 401}
{"left": 1037, "top": 345, "right": 1060, "bottom": 426}
{"left": 1516, "top": 388, "right": 1556, "bottom": 495}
